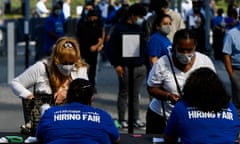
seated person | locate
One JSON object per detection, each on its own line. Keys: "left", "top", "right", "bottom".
{"left": 164, "top": 67, "right": 240, "bottom": 144}
{"left": 36, "top": 78, "right": 120, "bottom": 144}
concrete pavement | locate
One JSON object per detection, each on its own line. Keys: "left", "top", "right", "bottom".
{"left": 0, "top": 42, "right": 232, "bottom": 134}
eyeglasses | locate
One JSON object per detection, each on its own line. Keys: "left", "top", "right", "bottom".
{"left": 63, "top": 42, "right": 73, "bottom": 49}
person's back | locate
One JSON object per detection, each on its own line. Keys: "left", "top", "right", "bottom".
{"left": 166, "top": 100, "right": 239, "bottom": 143}
{"left": 37, "top": 103, "right": 119, "bottom": 144}
{"left": 36, "top": 78, "right": 120, "bottom": 144}
{"left": 164, "top": 68, "right": 240, "bottom": 143}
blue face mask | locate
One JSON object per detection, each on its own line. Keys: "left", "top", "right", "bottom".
{"left": 84, "top": 10, "right": 88, "bottom": 16}
{"left": 135, "top": 18, "right": 144, "bottom": 26}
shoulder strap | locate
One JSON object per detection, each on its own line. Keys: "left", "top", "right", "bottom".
{"left": 42, "top": 62, "right": 54, "bottom": 94}
{"left": 161, "top": 100, "right": 167, "bottom": 121}
{"left": 166, "top": 55, "right": 183, "bottom": 97}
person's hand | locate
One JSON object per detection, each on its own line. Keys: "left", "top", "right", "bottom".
{"left": 97, "top": 44, "right": 104, "bottom": 52}
{"left": 168, "top": 93, "right": 180, "bottom": 105}
{"left": 54, "top": 88, "right": 67, "bottom": 105}
{"left": 115, "top": 66, "right": 124, "bottom": 78}
{"left": 26, "top": 94, "right": 34, "bottom": 100}
{"left": 90, "top": 45, "right": 98, "bottom": 52}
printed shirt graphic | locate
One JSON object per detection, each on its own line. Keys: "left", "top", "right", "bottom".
{"left": 36, "top": 102, "right": 119, "bottom": 144}
{"left": 164, "top": 100, "right": 240, "bottom": 144}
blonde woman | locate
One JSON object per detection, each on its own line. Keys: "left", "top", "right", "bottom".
{"left": 10, "top": 36, "right": 88, "bottom": 135}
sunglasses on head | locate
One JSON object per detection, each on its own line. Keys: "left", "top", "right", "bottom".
{"left": 63, "top": 42, "right": 73, "bottom": 49}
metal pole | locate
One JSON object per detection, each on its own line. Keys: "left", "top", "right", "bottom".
{"left": 170, "top": 0, "right": 175, "bottom": 10}
{"left": 204, "top": 0, "right": 210, "bottom": 52}
{"left": 177, "top": 0, "right": 182, "bottom": 13}
{"left": 7, "top": 22, "right": 14, "bottom": 84}
{"left": 24, "top": 0, "right": 30, "bottom": 68}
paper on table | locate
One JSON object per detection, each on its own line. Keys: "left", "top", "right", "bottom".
{"left": 152, "top": 137, "right": 164, "bottom": 143}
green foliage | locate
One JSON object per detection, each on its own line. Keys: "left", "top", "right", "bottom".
{"left": 215, "top": 0, "right": 229, "bottom": 13}
{"left": 0, "top": 0, "right": 231, "bottom": 19}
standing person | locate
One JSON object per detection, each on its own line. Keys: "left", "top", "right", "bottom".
{"left": 10, "top": 36, "right": 89, "bottom": 136}
{"left": 211, "top": 8, "right": 225, "bottom": 60}
{"left": 145, "top": 0, "right": 185, "bottom": 42}
{"left": 76, "top": 9, "right": 105, "bottom": 93}
{"left": 62, "top": 0, "right": 71, "bottom": 20}
{"left": 181, "top": 0, "right": 192, "bottom": 19}
{"left": 79, "top": 1, "right": 100, "bottom": 23}
{"left": 146, "top": 29, "right": 215, "bottom": 134}
{"left": 106, "top": 3, "right": 147, "bottom": 129}
{"left": 43, "top": 3, "right": 65, "bottom": 57}
{"left": 224, "top": 2, "right": 239, "bottom": 31}
{"left": 35, "top": 0, "right": 49, "bottom": 18}
{"left": 184, "top": 0, "right": 206, "bottom": 53}
{"left": 36, "top": 78, "right": 120, "bottom": 144}
{"left": 97, "top": 0, "right": 110, "bottom": 23}
{"left": 146, "top": 13, "right": 172, "bottom": 101}
{"left": 222, "top": 22, "right": 240, "bottom": 108}
{"left": 147, "top": 13, "right": 172, "bottom": 67}
{"left": 164, "top": 67, "right": 240, "bottom": 143}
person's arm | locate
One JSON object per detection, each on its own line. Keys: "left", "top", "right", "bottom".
{"left": 147, "top": 61, "right": 180, "bottom": 103}
{"left": 98, "top": 26, "right": 106, "bottom": 52}
{"left": 10, "top": 61, "right": 44, "bottom": 99}
{"left": 36, "top": 2, "right": 49, "bottom": 15}
{"left": 105, "top": 24, "right": 121, "bottom": 67}
{"left": 115, "top": 65, "right": 124, "bottom": 78}
{"left": 106, "top": 24, "right": 115, "bottom": 42}
{"left": 223, "top": 54, "right": 233, "bottom": 78}
{"left": 91, "top": 27, "right": 106, "bottom": 52}
{"left": 149, "top": 56, "right": 158, "bottom": 67}
{"left": 147, "top": 86, "right": 179, "bottom": 104}
{"left": 222, "top": 30, "right": 234, "bottom": 78}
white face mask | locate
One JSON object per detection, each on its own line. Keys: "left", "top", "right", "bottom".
{"left": 175, "top": 51, "right": 194, "bottom": 65}
{"left": 135, "top": 18, "right": 144, "bottom": 26}
{"left": 57, "top": 64, "right": 75, "bottom": 76}
{"left": 159, "top": 25, "right": 171, "bottom": 35}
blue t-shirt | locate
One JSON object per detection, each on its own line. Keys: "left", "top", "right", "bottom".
{"left": 146, "top": 32, "right": 172, "bottom": 72}
{"left": 36, "top": 102, "right": 119, "bottom": 144}
{"left": 44, "top": 14, "right": 65, "bottom": 54}
{"left": 222, "top": 26, "right": 240, "bottom": 69}
{"left": 164, "top": 100, "right": 240, "bottom": 144}
{"left": 147, "top": 32, "right": 172, "bottom": 58}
